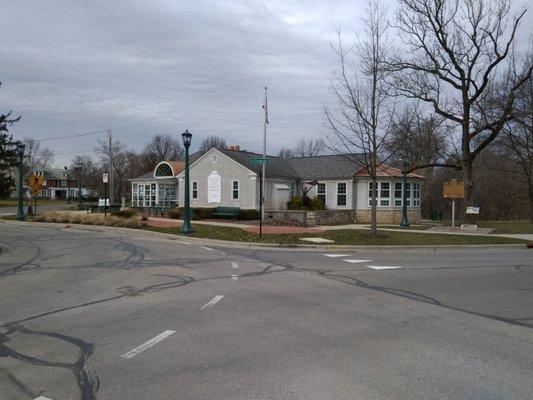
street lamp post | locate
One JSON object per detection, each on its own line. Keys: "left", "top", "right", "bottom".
{"left": 65, "top": 166, "right": 71, "bottom": 204}
{"left": 400, "top": 157, "right": 410, "bottom": 228}
{"left": 16, "top": 143, "right": 26, "bottom": 221}
{"left": 181, "top": 129, "right": 193, "bottom": 234}
{"left": 76, "top": 163, "right": 83, "bottom": 207}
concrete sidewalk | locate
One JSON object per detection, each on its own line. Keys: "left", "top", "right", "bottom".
{"left": 147, "top": 217, "right": 533, "bottom": 240}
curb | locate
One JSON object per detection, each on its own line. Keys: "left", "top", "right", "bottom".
{"left": 1, "top": 219, "right": 529, "bottom": 251}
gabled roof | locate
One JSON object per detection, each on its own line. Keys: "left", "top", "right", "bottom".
{"left": 354, "top": 165, "right": 426, "bottom": 179}
{"left": 188, "top": 149, "right": 366, "bottom": 180}
{"left": 287, "top": 154, "right": 366, "bottom": 180}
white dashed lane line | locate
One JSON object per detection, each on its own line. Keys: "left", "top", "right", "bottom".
{"left": 343, "top": 259, "right": 372, "bottom": 264}
{"left": 201, "top": 295, "right": 224, "bottom": 310}
{"left": 231, "top": 274, "right": 238, "bottom": 280}
{"left": 35, "top": 396, "right": 53, "bottom": 400}
{"left": 121, "top": 330, "right": 176, "bottom": 359}
{"left": 323, "top": 254, "right": 351, "bottom": 258}
{"left": 201, "top": 246, "right": 214, "bottom": 251}
{"left": 231, "top": 262, "right": 239, "bottom": 269}
{"left": 176, "top": 240, "right": 191, "bottom": 245}
{"left": 366, "top": 266, "right": 402, "bottom": 270}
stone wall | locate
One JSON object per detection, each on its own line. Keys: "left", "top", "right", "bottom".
{"left": 266, "top": 209, "right": 356, "bottom": 226}
{"left": 355, "top": 209, "right": 421, "bottom": 224}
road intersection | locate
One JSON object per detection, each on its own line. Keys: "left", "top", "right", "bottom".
{"left": 0, "top": 223, "right": 532, "bottom": 399}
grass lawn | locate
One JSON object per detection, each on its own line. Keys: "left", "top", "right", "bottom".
{"left": 143, "top": 224, "right": 528, "bottom": 246}
{"left": 436, "top": 219, "right": 533, "bottom": 234}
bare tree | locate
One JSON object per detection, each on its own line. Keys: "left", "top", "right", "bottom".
{"left": 391, "top": 0, "right": 532, "bottom": 218}
{"left": 23, "top": 138, "right": 54, "bottom": 170}
{"left": 500, "top": 47, "right": 533, "bottom": 221}
{"left": 324, "top": 0, "right": 393, "bottom": 236}
{"left": 95, "top": 136, "right": 127, "bottom": 201}
{"left": 293, "top": 138, "right": 326, "bottom": 157}
{"left": 142, "top": 134, "right": 184, "bottom": 170}
{"left": 198, "top": 135, "right": 227, "bottom": 152}
{"left": 278, "top": 146, "right": 294, "bottom": 158}
{"left": 386, "top": 106, "right": 458, "bottom": 170}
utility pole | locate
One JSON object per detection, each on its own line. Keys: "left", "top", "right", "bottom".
{"left": 262, "top": 86, "right": 268, "bottom": 221}
{"left": 107, "top": 128, "right": 114, "bottom": 204}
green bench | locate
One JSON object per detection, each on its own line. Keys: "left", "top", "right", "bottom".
{"left": 212, "top": 207, "right": 240, "bottom": 219}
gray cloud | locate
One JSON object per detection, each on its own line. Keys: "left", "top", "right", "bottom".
{"left": 1, "top": 0, "right": 531, "bottom": 166}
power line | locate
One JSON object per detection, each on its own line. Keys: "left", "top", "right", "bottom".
{"left": 34, "top": 130, "right": 107, "bottom": 142}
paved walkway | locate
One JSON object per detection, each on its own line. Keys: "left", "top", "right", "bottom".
{"left": 146, "top": 217, "right": 533, "bottom": 240}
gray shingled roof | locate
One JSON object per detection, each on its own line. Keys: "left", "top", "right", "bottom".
{"left": 130, "top": 171, "right": 153, "bottom": 180}
{"left": 287, "top": 154, "right": 366, "bottom": 180}
{"left": 190, "top": 149, "right": 365, "bottom": 180}
{"left": 131, "top": 149, "right": 366, "bottom": 181}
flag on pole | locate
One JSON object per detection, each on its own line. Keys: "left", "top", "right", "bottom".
{"left": 262, "top": 86, "right": 269, "bottom": 124}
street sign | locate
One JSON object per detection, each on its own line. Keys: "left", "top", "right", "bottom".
{"left": 27, "top": 174, "right": 44, "bottom": 194}
{"left": 443, "top": 179, "right": 464, "bottom": 199}
{"left": 250, "top": 157, "right": 271, "bottom": 165}
{"left": 466, "top": 206, "right": 480, "bottom": 214}
{"left": 103, "top": 172, "right": 108, "bottom": 183}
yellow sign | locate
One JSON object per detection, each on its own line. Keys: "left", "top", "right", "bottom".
{"left": 27, "top": 174, "right": 44, "bottom": 194}
{"left": 443, "top": 179, "right": 464, "bottom": 199}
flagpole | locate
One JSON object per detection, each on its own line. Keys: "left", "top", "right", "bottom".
{"left": 262, "top": 86, "right": 267, "bottom": 221}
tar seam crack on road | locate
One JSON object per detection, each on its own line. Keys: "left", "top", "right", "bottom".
{"left": 0, "top": 323, "right": 99, "bottom": 400}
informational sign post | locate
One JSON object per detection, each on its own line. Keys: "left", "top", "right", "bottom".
{"left": 443, "top": 179, "right": 464, "bottom": 228}
{"left": 103, "top": 171, "right": 108, "bottom": 218}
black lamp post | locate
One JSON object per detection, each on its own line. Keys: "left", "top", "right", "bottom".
{"left": 16, "top": 143, "right": 26, "bottom": 221}
{"left": 76, "top": 163, "right": 83, "bottom": 207}
{"left": 400, "top": 156, "right": 410, "bottom": 228}
{"left": 65, "top": 166, "right": 71, "bottom": 204}
{"left": 181, "top": 129, "right": 193, "bottom": 234}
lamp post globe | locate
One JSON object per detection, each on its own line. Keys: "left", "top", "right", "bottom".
{"left": 400, "top": 156, "right": 410, "bottom": 228}
{"left": 181, "top": 130, "right": 193, "bottom": 234}
{"left": 16, "top": 143, "right": 26, "bottom": 221}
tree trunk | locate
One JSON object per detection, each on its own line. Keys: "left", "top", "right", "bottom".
{"left": 370, "top": 175, "right": 378, "bottom": 236}
{"left": 462, "top": 158, "right": 474, "bottom": 223}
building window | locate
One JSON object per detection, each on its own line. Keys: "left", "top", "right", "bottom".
{"left": 212, "top": 155, "right": 217, "bottom": 163}
{"left": 132, "top": 184, "right": 138, "bottom": 206}
{"left": 192, "top": 181, "right": 198, "bottom": 199}
{"left": 413, "top": 182, "right": 421, "bottom": 207}
{"left": 317, "top": 182, "right": 326, "bottom": 205}
{"left": 337, "top": 182, "right": 347, "bottom": 206}
{"left": 394, "top": 182, "right": 402, "bottom": 207}
{"left": 290, "top": 182, "right": 296, "bottom": 198}
{"left": 61, "top": 180, "right": 67, "bottom": 187}
{"left": 232, "top": 180, "right": 239, "bottom": 199}
{"left": 151, "top": 183, "right": 156, "bottom": 205}
{"left": 368, "top": 181, "right": 391, "bottom": 207}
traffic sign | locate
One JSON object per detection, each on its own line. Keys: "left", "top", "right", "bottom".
{"left": 27, "top": 174, "right": 44, "bottom": 194}
{"left": 250, "top": 157, "right": 271, "bottom": 165}
{"left": 103, "top": 172, "right": 108, "bottom": 183}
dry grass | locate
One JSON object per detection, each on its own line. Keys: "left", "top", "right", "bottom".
{"left": 33, "top": 211, "right": 146, "bottom": 228}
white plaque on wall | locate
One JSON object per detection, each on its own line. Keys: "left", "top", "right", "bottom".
{"left": 207, "top": 171, "right": 221, "bottom": 204}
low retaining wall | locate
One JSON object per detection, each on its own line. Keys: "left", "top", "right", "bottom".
{"left": 355, "top": 209, "right": 421, "bottom": 224}
{"left": 266, "top": 210, "right": 356, "bottom": 226}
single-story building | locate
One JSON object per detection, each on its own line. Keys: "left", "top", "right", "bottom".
{"left": 129, "top": 147, "right": 425, "bottom": 224}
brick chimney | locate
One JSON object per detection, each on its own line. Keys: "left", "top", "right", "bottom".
{"left": 227, "top": 145, "right": 240, "bottom": 151}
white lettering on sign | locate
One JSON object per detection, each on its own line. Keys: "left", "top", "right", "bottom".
{"left": 103, "top": 172, "right": 108, "bottom": 183}
{"left": 466, "top": 206, "right": 480, "bottom": 214}
{"left": 207, "top": 171, "right": 221, "bottom": 204}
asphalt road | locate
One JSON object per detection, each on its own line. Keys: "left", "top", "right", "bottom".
{"left": 0, "top": 223, "right": 532, "bottom": 400}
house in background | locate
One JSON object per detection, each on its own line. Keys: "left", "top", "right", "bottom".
{"left": 26, "top": 168, "right": 81, "bottom": 199}
{"left": 129, "top": 146, "right": 424, "bottom": 224}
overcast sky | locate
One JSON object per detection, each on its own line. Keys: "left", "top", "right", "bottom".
{"left": 1, "top": 0, "right": 531, "bottom": 167}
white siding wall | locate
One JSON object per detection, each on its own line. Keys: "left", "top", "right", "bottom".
{"left": 178, "top": 149, "right": 257, "bottom": 209}
{"left": 306, "top": 179, "right": 354, "bottom": 210}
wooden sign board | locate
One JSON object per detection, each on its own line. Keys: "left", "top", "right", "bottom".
{"left": 443, "top": 179, "right": 464, "bottom": 199}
